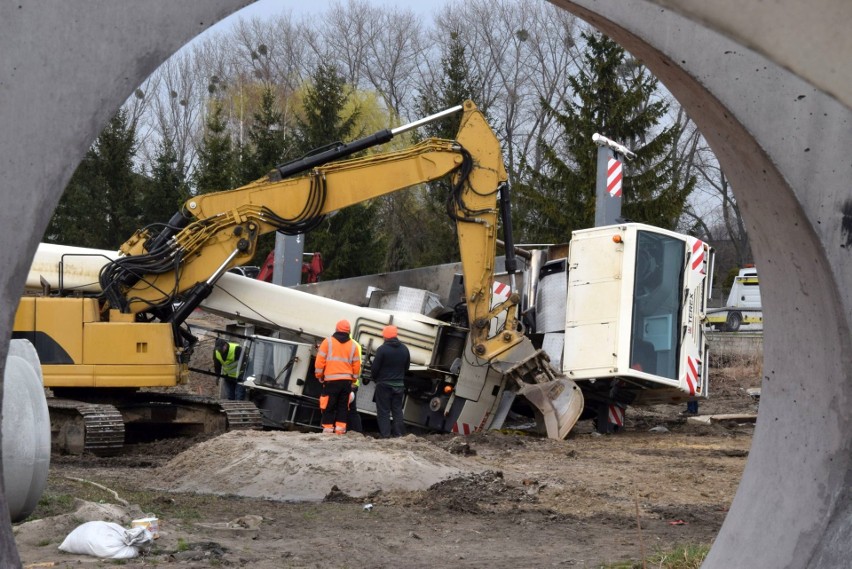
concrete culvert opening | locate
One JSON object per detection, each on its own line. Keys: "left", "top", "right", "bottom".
{"left": 2, "top": 2, "right": 851, "bottom": 567}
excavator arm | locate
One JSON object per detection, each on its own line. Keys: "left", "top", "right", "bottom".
{"left": 101, "top": 101, "right": 523, "bottom": 361}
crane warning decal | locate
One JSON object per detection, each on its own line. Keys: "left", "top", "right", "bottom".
{"left": 690, "top": 239, "right": 706, "bottom": 274}
{"left": 607, "top": 158, "right": 623, "bottom": 197}
{"left": 608, "top": 405, "right": 625, "bottom": 427}
{"left": 493, "top": 281, "right": 510, "bottom": 303}
{"left": 683, "top": 355, "right": 699, "bottom": 396}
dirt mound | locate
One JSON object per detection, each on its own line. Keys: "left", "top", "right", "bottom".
{"left": 418, "top": 470, "right": 537, "bottom": 514}
{"left": 153, "top": 430, "right": 485, "bottom": 501}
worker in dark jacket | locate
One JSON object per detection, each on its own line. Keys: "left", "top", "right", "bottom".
{"left": 213, "top": 339, "right": 245, "bottom": 400}
{"left": 368, "top": 325, "right": 410, "bottom": 438}
{"left": 315, "top": 320, "right": 361, "bottom": 434}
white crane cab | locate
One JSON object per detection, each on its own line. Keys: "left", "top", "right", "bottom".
{"left": 562, "top": 223, "right": 713, "bottom": 408}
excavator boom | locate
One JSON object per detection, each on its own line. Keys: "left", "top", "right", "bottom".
{"left": 106, "top": 101, "right": 523, "bottom": 362}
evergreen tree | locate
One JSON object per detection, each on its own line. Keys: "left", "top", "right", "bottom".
{"left": 46, "top": 109, "right": 141, "bottom": 249}
{"left": 418, "top": 32, "right": 486, "bottom": 139}
{"left": 141, "top": 133, "right": 189, "bottom": 226}
{"left": 294, "top": 62, "right": 385, "bottom": 280}
{"left": 401, "top": 31, "right": 488, "bottom": 269}
{"left": 294, "top": 63, "right": 360, "bottom": 152}
{"left": 517, "top": 32, "right": 694, "bottom": 243}
{"left": 239, "top": 86, "right": 288, "bottom": 184}
{"left": 194, "top": 101, "right": 236, "bottom": 194}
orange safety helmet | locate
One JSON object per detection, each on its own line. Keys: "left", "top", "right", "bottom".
{"left": 336, "top": 319, "right": 351, "bottom": 333}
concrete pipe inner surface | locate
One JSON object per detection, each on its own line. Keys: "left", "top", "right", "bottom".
{"left": 1, "top": 1, "right": 851, "bottom": 567}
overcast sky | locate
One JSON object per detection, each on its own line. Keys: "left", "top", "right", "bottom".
{"left": 206, "top": 0, "right": 452, "bottom": 35}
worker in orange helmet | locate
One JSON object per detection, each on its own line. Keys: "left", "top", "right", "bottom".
{"left": 315, "top": 319, "right": 361, "bottom": 434}
{"left": 368, "top": 324, "right": 410, "bottom": 438}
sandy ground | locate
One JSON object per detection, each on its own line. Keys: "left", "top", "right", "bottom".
{"left": 14, "top": 316, "right": 762, "bottom": 567}
{"left": 13, "top": 393, "right": 758, "bottom": 568}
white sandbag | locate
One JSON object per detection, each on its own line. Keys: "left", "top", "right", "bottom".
{"left": 58, "top": 520, "right": 152, "bottom": 559}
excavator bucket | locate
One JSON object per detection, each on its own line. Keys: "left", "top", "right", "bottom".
{"left": 517, "top": 377, "right": 584, "bottom": 440}
{"left": 502, "top": 348, "right": 584, "bottom": 440}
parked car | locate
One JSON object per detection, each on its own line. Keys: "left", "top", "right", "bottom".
{"left": 228, "top": 265, "right": 260, "bottom": 279}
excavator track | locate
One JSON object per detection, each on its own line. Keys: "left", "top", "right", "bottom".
{"left": 48, "top": 399, "right": 125, "bottom": 456}
{"left": 120, "top": 393, "right": 263, "bottom": 436}
{"left": 147, "top": 393, "right": 264, "bottom": 431}
{"left": 216, "top": 400, "right": 264, "bottom": 430}
{"left": 48, "top": 395, "right": 262, "bottom": 455}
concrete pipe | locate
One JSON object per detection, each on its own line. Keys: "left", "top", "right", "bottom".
{"left": 552, "top": 2, "right": 852, "bottom": 566}
{"left": 1, "top": 0, "right": 851, "bottom": 567}
{"left": 0, "top": 3, "right": 251, "bottom": 563}
{"left": 2, "top": 340, "right": 50, "bottom": 522}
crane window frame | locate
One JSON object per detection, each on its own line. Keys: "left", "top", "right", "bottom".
{"left": 629, "top": 230, "right": 686, "bottom": 380}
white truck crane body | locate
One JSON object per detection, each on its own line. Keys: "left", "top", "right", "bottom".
{"left": 205, "top": 224, "right": 713, "bottom": 433}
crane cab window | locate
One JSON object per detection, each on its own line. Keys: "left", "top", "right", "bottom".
{"left": 630, "top": 231, "right": 685, "bottom": 380}
{"left": 247, "top": 338, "right": 300, "bottom": 391}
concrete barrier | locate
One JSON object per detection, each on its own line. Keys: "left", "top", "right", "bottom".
{"left": 707, "top": 332, "right": 763, "bottom": 363}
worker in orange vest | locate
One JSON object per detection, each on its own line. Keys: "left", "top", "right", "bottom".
{"left": 315, "top": 319, "right": 361, "bottom": 434}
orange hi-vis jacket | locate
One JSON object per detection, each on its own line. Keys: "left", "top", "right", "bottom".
{"left": 315, "top": 336, "right": 361, "bottom": 382}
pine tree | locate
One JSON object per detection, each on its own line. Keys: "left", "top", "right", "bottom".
{"left": 194, "top": 101, "right": 236, "bottom": 194}
{"left": 294, "top": 62, "right": 385, "bottom": 280}
{"left": 141, "top": 133, "right": 189, "bottom": 226}
{"left": 399, "top": 31, "right": 488, "bottom": 269}
{"left": 46, "top": 109, "right": 141, "bottom": 249}
{"left": 239, "top": 86, "right": 288, "bottom": 184}
{"left": 517, "top": 32, "right": 694, "bottom": 243}
{"left": 418, "top": 32, "right": 485, "bottom": 139}
{"left": 294, "top": 63, "right": 360, "bottom": 152}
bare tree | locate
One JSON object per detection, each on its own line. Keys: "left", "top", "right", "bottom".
{"left": 190, "top": 16, "right": 309, "bottom": 174}
{"left": 143, "top": 51, "right": 206, "bottom": 174}
{"left": 690, "top": 150, "right": 750, "bottom": 262}
{"left": 363, "top": 7, "right": 427, "bottom": 118}
{"left": 120, "top": 0, "right": 741, "bottom": 264}
{"left": 427, "top": 0, "right": 583, "bottom": 187}
{"left": 305, "top": 0, "right": 381, "bottom": 89}
{"left": 228, "top": 14, "right": 311, "bottom": 92}
{"left": 672, "top": 108, "right": 750, "bottom": 277}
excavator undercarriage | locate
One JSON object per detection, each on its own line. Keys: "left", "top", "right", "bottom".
{"left": 48, "top": 391, "right": 262, "bottom": 455}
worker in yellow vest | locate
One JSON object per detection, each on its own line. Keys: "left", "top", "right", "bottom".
{"left": 213, "top": 338, "right": 245, "bottom": 400}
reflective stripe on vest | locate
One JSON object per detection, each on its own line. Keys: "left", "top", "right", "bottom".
{"left": 315, "top": 336, "right": 358, "bottom": 381}
{"left": 215, "top": 343, "right": 240, "bottom": 378}
{"left": 352, "top": 341, "right": 362, "bottom": 388}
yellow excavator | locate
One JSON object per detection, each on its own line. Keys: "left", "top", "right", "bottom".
{"left": 18, "top": 101, "right": 584, "bottom": 454}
